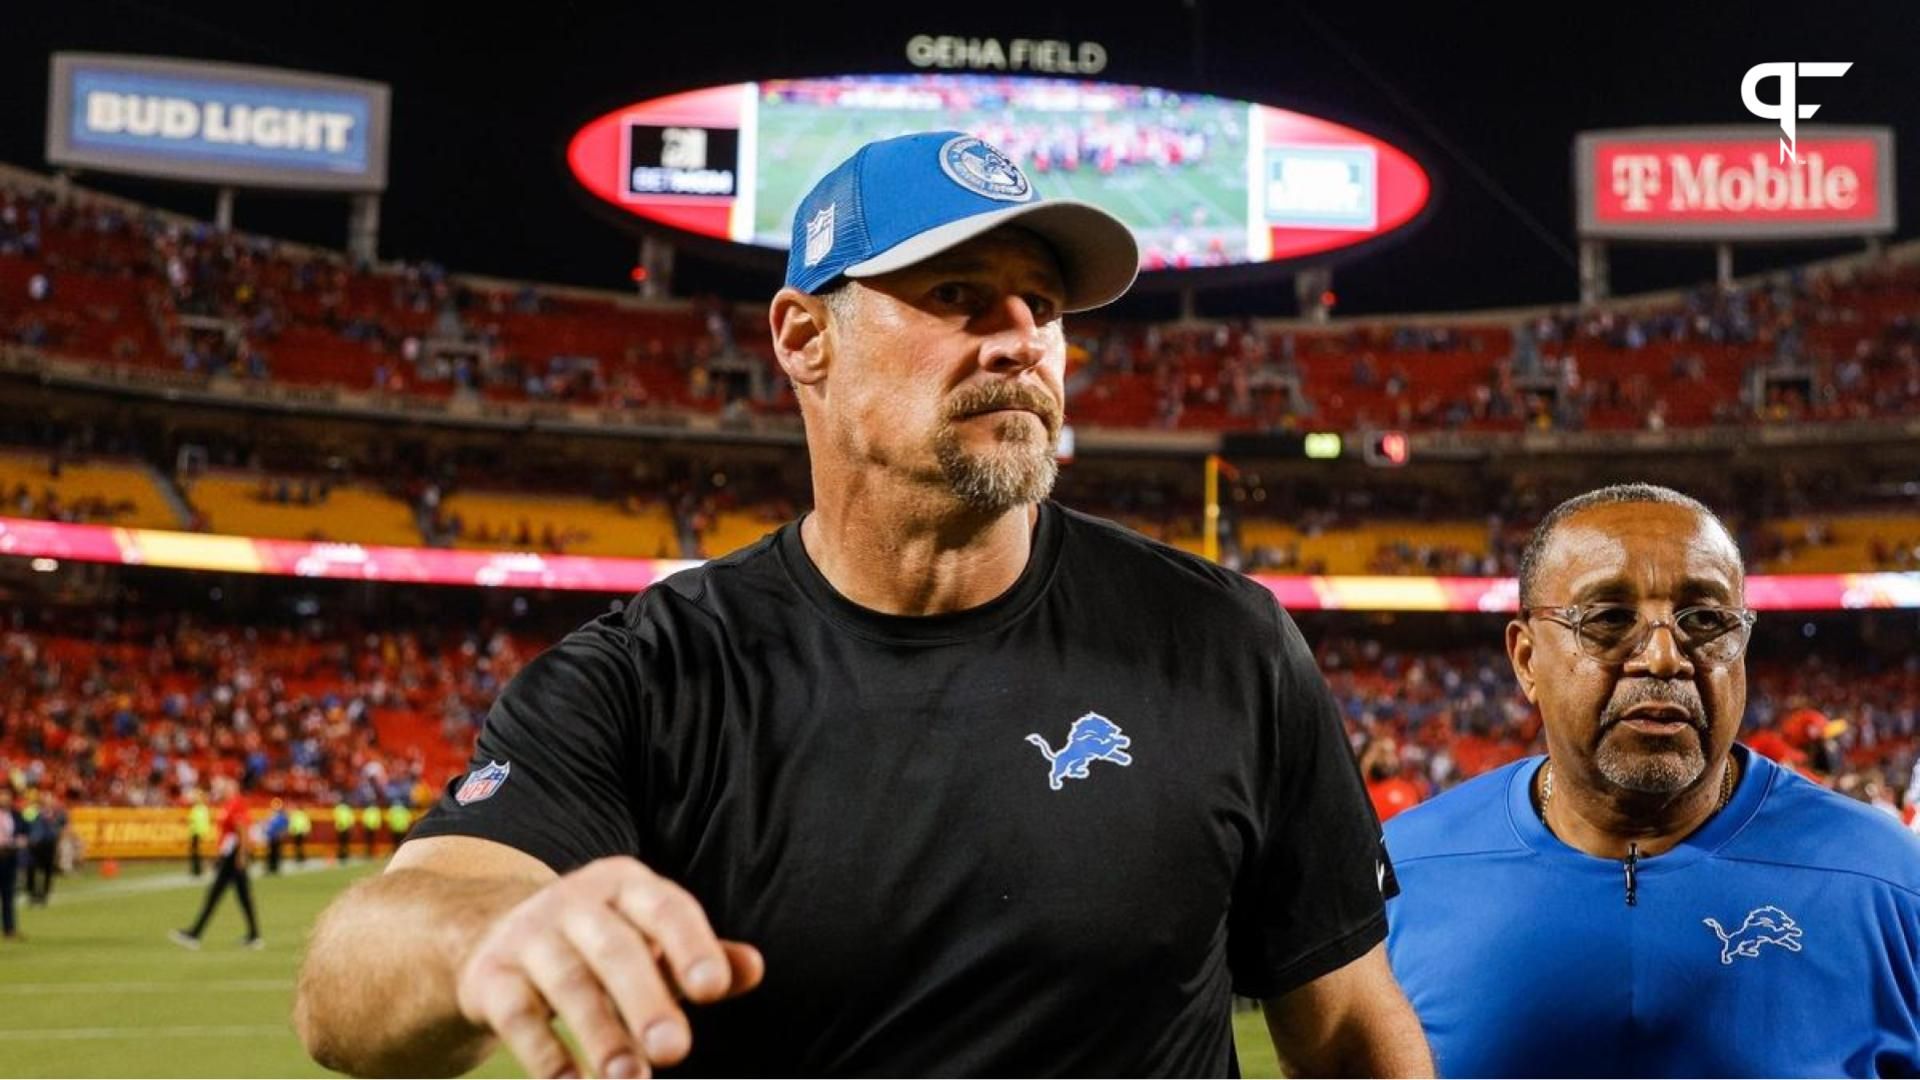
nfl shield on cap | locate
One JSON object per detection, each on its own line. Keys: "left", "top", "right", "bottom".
{"left": 784, "top": 130, "right": 1140, "bottom": 313}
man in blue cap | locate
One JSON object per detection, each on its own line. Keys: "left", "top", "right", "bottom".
{"left": 299, "top": 131, "right": 1429, "bottom": 1078}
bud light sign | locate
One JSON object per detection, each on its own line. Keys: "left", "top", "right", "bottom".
{"left": 48, "top": 53, "right": 391, "bottom": 192}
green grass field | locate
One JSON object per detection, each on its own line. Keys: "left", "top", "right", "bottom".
{"left": 0, "top": 860, "right": 520, "bottom": 1078}
{"left": 750, "top": 81, "right": 1250, "bottom": 259}
{"left": 1, "top": 860, "right": 1283, "bottom": 1077}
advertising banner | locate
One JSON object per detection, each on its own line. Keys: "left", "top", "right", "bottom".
{"left": 47, "top": 52, "right": 391, "bottom": 192}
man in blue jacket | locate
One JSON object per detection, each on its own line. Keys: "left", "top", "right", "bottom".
{"left": 0, "top": 786, "right": 26, "bottom": 940}
{"left": 1386, "top": 482, "right": 1920, "bottom": 1077}
{"left": 23, "top": 793, "right": 63, "bottom": 907}
{"left": 265, "top": 800, "right": 290, "bottom": 875}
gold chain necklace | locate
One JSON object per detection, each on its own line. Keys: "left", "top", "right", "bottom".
{"left": 1539, "top": 756, "right": 1737, "bottom": 824}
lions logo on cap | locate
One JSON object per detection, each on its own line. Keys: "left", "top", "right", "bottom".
{"left": 938, "top": 136, "right": 1035, "bottom": 203}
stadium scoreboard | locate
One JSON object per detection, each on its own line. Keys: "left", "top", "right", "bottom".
{"left": 568, "top": 74, "right": 1431, "bottom": 275}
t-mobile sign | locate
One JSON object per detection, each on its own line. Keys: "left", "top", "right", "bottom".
{"left": 1575, "top": 126, "right": 1894, "bottom": 240}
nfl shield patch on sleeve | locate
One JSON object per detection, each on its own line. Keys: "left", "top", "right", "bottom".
{"left": 455, "top": 761, "right": 511, "bottom": 805}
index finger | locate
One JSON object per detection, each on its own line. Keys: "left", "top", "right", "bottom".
{"left": 717, "top": 941, "right": 765, "bottom": 1000}
{"left": 610, "top": 875, "right": 733, "bottom": 1003}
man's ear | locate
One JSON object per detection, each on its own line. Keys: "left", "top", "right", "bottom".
{"left": 770, "top": 286, "right": 832, "bottom": 387}
{"left": 1506, "top": 618, "right": 1540, "bottom": 704}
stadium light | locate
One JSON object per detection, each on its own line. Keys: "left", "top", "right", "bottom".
{"left": 1364, "top": 430, "right": 1411, "bottom": 468}
{"left": 1303, "top": 432, "right": 1343, "bottom": 460}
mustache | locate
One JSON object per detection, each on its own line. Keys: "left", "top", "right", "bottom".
{"left": 1600, "top": 679, "right": 1707, "bottom": 732}
{"left": 944, "top": 383, "right": 1062, "bottom": 435}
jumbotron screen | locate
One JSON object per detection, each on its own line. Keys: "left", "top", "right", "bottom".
{"left": 567, "top": 74, "right": 1431, "bottom": 271}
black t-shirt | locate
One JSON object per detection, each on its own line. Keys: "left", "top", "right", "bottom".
{"left": 411, "top": 501, "right": 1394, "bottom": 1077}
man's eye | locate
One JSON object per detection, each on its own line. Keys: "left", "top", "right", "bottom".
{"left": 1581, "top": 607, "right": 1640, "bottom": 640}
{"left": 1678, "top": 608, "right": 1741, "bottom": 638}
{"left": 1024, "top": 294, "right": 1061, "bottom": 323}
{"left": 931, "top": 283, "right": 973, "bottom": 307}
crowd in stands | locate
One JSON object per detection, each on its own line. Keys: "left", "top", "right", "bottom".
{"left": 1063, "top": 256, "right": 1920, "bottom": 435}
{"left": 0, "top": 179, "right": 755, "bottom": 411}
{"left": 6, "top": 481, "right": 138, "bottom": 526}
{"left": 4, "top": 172, "right": 1917, "bottom": 574}
{"left": 0, "top": 608, "right": 524, "bottom": 814}
{"left": 5, "top": 602, "right": 1916, "bottom": 848}
{"left": 7, "top": 174, "right": 1920, "bottom": 438}
{"left": 1872, "top": 535, "right": 1920, "bottom": 572}
{"left": 4, "top": 414, "right": 1916, "bottom": 574}
{"left": 1232, "top": 507, "right": 1521, "bottom": 577}
{"left": 253, "top": 475, "right": 332, "bottom": 508}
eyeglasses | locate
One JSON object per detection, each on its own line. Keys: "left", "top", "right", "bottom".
{"left": 1522, "top": 603, "right": 1758, "bottom": 666}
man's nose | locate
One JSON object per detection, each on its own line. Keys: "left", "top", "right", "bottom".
{"left": 1625, "top": 620, "right": 1695, "bottom": 680}
{"left": 978, "top": 294, "right": 1049, "bottom": 374}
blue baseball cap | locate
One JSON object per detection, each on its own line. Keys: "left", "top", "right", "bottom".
{"left": 784, "top": 131, "right": 1139, "bottom": 313}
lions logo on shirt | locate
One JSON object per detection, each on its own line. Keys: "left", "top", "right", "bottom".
{"left": 939, "top": 136, "right": 1035, "bottom": 203}
{"left": 1026, "top": 712, "right": 1133, "bottom": 791}
{"left": 455, "top": 761, "right": 511, "bottom": 805}
{"left": 1703, "top": 905, "right": 1804, "bottom": 964}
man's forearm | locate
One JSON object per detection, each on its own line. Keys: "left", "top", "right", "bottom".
{"left": 1262, "top": 943, "right": 1435, "bottom": 1079}
{"left": 296, "top": 869, "right": 540, "bottom": 1077}
{"left": 1266, "top": 996, "right": 1434, "bottom": 1080}
{"left": 1320, "top": 1002, "right": 1434, "bottom": 1078}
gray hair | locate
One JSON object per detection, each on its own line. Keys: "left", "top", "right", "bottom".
{"left": 1516, "top": 483, "right": 1739, "bottom": 607}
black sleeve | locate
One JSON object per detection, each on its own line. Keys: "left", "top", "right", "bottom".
{"left": 1227, "top": 599, "right": 1395, "bottom": 999}
{"left": 406, "top": 609, "right": 644, "bottom": 874}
